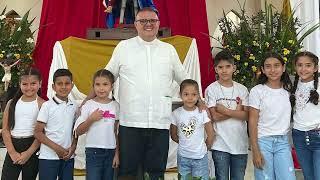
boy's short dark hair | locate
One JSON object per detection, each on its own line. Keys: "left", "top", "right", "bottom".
{"left": 214, "top": 50, "right": 234, "bottom": 67}
{"left": 53, "top": 69, "right": 73, "bottom": 83}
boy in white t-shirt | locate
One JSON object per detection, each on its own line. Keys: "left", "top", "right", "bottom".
{"left": 171, "top": 79, "right": 214, "bottom": 180}
{"left": 34, "top": 69, "right": 78, "bottom": 180}
{"left": 205, "top": 50, "right": 249, "bottom": 180}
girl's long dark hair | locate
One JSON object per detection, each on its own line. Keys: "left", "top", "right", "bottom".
{"left": 8, "top": 68, "right": 41, "bottom": 129}
{"left": 290, "top": 51, "right": 319, "bottom": 108}
{"left": 257, "top": 52, "right": 292, "bottom": 92}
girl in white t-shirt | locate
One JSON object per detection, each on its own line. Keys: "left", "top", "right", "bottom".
{"left": 290, "top": 51, "right": 320, "bottom": 180}
{"left": 75, "top": 69, "right": 119, "bottom": 180}
{"left": 170, "top": 79, "right": 214, "bottom": 180}
{"left": 1, "top": 68, "right": 45, "bottom": 180}
{"left": 249, "top": 53, "right": 296, "bottom": 180}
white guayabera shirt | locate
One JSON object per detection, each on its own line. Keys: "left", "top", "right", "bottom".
{"left": 106, "top": 36, "right": 186, "bottom": 130}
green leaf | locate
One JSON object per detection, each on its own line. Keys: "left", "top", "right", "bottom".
{"left": 297, "top": 23, "right": 320, "bottom": 44}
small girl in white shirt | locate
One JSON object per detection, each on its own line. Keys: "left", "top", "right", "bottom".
{"left": 290, "top": 51, "right": 320, "bottom": 180}
{"left": 75, "top": 69, "right": 119, "bottom": 180}
{"left": 170, "top": 79, "right": 214, "bottom": 180}
{"left": 249, "top": 53, "right": 296, "bottom": 180}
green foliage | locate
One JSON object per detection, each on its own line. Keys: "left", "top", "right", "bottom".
{"left": 0, "top": 6, "right": 35, "bottom": 88}
{"left": 215, "top": 0, "right": 319, "bottom": 88}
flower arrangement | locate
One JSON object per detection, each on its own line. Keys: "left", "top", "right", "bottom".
{"left": 0, "top": 7, "right": 35, "bottom": 89}
{"left": 216, "top": 1, "right": 319, "bottom": 88}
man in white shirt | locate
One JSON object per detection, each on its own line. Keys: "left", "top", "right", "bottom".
{"left": 105, "top": 7, "right": 186, "bottom": 180}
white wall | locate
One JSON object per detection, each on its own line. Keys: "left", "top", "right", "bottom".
{"left": 1, "top": 0, "right": 43, "bottom": 40}
{"left": 205, "top": 0, "right": 260, "bottom": 42}
{"left": 205, "top": 0, "right": 284, "bottom": 47}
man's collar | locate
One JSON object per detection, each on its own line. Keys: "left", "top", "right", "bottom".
{"left": 137, "top": 36, "right": 158, "bottom": 45}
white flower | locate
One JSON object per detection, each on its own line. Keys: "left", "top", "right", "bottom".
{"left": 26, "top": 37, "right": 34, "bottom": 43}
{"left": 0, "top": 15, "right": 6, "bottom": 20}
{"left": 17, "top": 27, "right": 21, "bottom": 31}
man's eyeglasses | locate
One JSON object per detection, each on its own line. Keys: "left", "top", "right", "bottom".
{"left": 135, "top": 19, "right": 159, "bottom": 25}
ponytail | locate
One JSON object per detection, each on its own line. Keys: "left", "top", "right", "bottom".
{"left": 8, "top": 89, "right": 23, "bottom": 129}
{"left": 290, "top": 74, "right": 299, "bottom": 108}
{"left": 308, "top": 71, "right": 319, "bottom": 105}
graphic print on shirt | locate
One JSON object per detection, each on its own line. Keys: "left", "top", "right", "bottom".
{"left": 180, "top": 117, "right": 197, "bottom": 138}
{"left": 296, "top": 84, "right": 313, "bottom": 111}
{"left": 101, "top": 110, "right": 116, "bottom": 122}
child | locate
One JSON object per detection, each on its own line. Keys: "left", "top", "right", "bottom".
{"left": 74, "top": 69, "right": 119, "bottom": 180}
{"left": 34, "top": 69, "right": 78, "bottom": 180}
{"left": 249, "top": 53, "right": 296, "bottom": 180}
{"left": 1, "top": 68, "right": 45, "bottom": 180}
{"left": 170, "top": 79, "right": 214, "bottom": 180}
{"left": 290, "top": 51, "right": 320, "bottom": 180}
{"left": 205, "top": 50, "right": 249, "bottom": 180}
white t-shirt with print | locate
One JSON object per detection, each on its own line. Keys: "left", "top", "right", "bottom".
{"left": 205, "top": 81, "right": 249, "bottom": 154}
{"left": 171, "top": 107, "right": 210, "bottom": 159}
{"left": 74, "top": 99, "right": 119, "bottom": 149}
{"left": 249, "top": 84, "right": 291, "bottom": 138}
{"left": 293, "top": 79, "right": 320, "bottom": 131}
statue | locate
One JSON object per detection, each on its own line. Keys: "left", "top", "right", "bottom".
{"left": 0, "top": 59, "right": 20, "bottom": 92}
{"left": 102, "top": 0, "right": 158, "bottom": 28}
{"left": 102, "top": 0, "right": 116, "bottom": 28}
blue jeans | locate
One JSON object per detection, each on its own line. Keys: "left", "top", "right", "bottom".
{"left": 292, "top": 129, "right": 320, "bottom": 180}
{"left": 211, "top": 150, "right": 247, "bottom": 180}
{"left": 177, "top": 153, "right": 209, "bottom": 180}
{"left": 86, "top": 148, "right": 115, "bottom": 180}
{"left": 39, "top": 158, "right": 74, "bottom": 180}
{"left": 254, "top": 135, "right": 296, "bottom": 180}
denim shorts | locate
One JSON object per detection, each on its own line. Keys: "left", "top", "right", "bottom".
{"left": 177, "top": 153, "right": 209, "bottom": 180}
